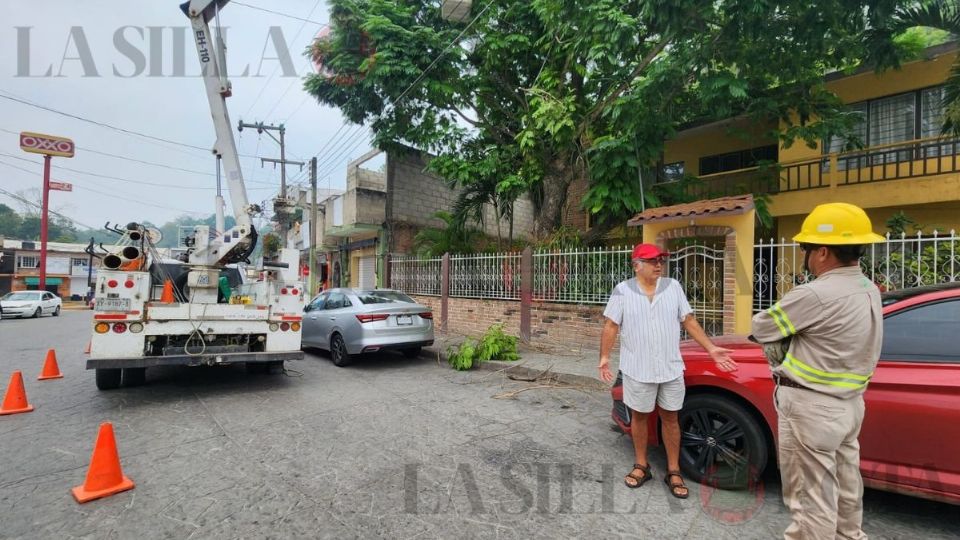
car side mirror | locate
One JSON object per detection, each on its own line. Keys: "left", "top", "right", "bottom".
{"left": 304, "top": 304, "right": 313, "bottom": 312}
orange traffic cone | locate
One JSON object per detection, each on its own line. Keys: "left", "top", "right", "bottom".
{"left": 160, "top": 279, "right": 175, "bottom": 304}
{"left": 71, "top": 422, "right": 135, "bottom": 503}
{"left": 0, "top": 371, "right": 34, "bottom": 415}
{"left": 38, "top": 349, "right": 64, "bottom": 380}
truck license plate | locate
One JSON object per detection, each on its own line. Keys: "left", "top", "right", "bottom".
{"left": 96, "top": 298, "right": 131, "bottom": 312}
{"left": 397, "top": 315, "right": 412, "bottom": 326}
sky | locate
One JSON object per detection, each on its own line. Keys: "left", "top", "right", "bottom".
{"left": 0, "top": 0, "right": 378, "bottom": 233}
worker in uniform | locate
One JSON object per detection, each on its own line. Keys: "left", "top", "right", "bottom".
{"left": 751, "top": 202, "right": 884, "bottom": 540}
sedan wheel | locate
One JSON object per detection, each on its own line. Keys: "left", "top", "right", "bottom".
{"left": 331, "top": 334, "right": 352, "bottom": 367}
{"left": 32, "top": 307, "right": 41, "bottom": 318}
{"left": 53, "top": 305, "right": 61, "bottom": 317}
{"left": 678, "top": 394, "right": 768, "bottom": 490}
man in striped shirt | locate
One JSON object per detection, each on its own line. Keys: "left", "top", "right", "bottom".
{"left": 598, "top": 243, "right": 736, "bottom": 499}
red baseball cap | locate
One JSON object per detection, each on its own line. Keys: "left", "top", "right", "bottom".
{"left": 631, "top": 243, "right": 669, "bottom": 260}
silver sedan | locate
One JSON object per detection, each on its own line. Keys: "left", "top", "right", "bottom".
{"left": 301, "top": 288, "right": 434, "bottom": 366}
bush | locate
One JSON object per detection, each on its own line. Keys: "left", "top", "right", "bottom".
{"left": 447, "top": 324, "right": 520, "bottom": 371}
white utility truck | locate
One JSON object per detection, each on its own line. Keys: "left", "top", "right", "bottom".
{"left": 86, "top": 0, "right": 305, "bottom": 389}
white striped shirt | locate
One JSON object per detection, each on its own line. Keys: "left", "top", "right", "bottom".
{"left": 603, "top": 277, "right": 694, "bottom": 383}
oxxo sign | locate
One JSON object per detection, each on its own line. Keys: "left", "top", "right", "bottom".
{"left": 19, "top": 132, "right": 75, "bottom": 158}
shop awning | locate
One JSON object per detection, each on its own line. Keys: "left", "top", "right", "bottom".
{"left": 24, "top": 277, "right": 62, "bottom": 285}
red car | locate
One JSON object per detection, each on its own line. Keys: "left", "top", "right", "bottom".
{"left": 611, "top": 282, "right": 960, "bottom": 505}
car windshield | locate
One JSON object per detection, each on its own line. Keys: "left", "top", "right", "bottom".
{"left": 356, "top": 290, "right": 415, "bottom": 304}
{"left": 2, "top": 292, "right": 41, "bottom": 301}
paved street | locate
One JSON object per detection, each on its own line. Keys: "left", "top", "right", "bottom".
{"left": 0, "top": 312, "right": 957, "bottom": 539}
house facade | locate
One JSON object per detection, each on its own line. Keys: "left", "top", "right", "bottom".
{"left": 0, "top": 239, "right": 101, "bottom": 299}
{"left": 661, "top": 43, "right": 960, "bottom": 240}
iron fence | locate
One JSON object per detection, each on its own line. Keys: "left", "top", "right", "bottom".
{"left": 533, "top": 246, "right": 634, "bottom": 304}
{"left": 449, "top": 252, "right": 522, "bottom": 300}
{"left": 389, "top": 254, "right": 442, "bottom": 296}
{"left": 754, "top": 231, "right": 960, "bottom": 312}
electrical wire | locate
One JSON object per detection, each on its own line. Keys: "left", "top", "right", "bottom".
{"left": 233, "top": 1, "right": 327, "bottom": 25}
{"left": 0, "top": 185, "right": 97, "bottom": 230}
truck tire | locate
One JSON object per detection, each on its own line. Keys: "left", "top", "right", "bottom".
{"left": 96, "top": 368, "right": 122, "bottom": 390}
{"left": 122, "top": 367, "right": 146, "bottom": 387}
{"left": 331, "top": 334, "right": 352, "bottom": 367}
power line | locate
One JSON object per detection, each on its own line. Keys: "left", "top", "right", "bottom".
{"left": 0, "top": 159, "right": 209, "bottom": 216}
{"left": 0, "top": 185, "right": 98, "bottom": 230}
{"left": 233, "top": 1, "right": 327, "bottom": 25}
{"left": 0, "top": 152, "right": 210, "bottom": 190}
{"left": 243, "top": 0, "right": 326, "bottom": 119}
{"left": 258, "top": 0, "right": 326, "bottom": 120}
{"left": 0, "top": 91, "right": 261, "bottom": 160}
{"left": 0, "top": 127, "right": 282, "bottom": 188}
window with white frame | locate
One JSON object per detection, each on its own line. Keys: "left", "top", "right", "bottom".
{"left": 18, "top": 256, "right": 38, "bottom": 269}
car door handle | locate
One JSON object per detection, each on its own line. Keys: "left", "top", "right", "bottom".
{"left": 329, "top": 316, "right": 337, "bottom": 321}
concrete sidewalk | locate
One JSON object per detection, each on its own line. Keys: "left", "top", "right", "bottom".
{"left": 423, "top": 332, "right": 618, "bottom": 391}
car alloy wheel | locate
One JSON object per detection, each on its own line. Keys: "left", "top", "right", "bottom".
{"left": 678, "top": 394, "right": 768, "bottom": 490}
{"left": 53, "top": 306, "right": 61, "bottom": 316}
{"left": 331, "top": 334, "right": 352, "bottom": 367}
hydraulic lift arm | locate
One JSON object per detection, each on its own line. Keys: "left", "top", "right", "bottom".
{"left": 181, "top": 0, "right": 259, "bottom": 265}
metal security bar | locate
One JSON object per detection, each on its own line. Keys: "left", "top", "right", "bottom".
{"left": 533, "top": 246, "right": 634, "bottom": 304}
{"left": 449, "top": 252, "right": 522, "bottom": 300}
{"left": 389, "top": 254, "right": 442, "bottom": 296}
{"left": 667, "top": 244, "right": 725, "bottom": 336}
{"left": 754, "top": 231, "right": 960, "bottom": 312}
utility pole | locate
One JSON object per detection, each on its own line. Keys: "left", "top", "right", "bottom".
{"left": 309, "top": 156, "right": 318, "bottom": 295}
{"left": 237, "top": 120, "right": 304, "bottom": 247}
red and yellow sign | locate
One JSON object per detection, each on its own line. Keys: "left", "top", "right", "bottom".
{"left": 19, "top": 132, "right": 75, "bottom": 158}
{"left": 49, "top": 181, "right": 73, "bottom": 192}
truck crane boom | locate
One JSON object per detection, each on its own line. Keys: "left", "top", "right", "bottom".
{"left": 181, "top": 0, "right": 258, "bottom": 266}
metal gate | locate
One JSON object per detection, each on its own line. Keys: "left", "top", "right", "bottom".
{"left": 358, "top": 256, "right": 376, "bottom": 289}
{"left": 666, "top": 244, "right": 725, "bottom": 336}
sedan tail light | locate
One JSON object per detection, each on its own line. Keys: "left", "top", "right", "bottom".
{"left": 419, "top": 312, "right": 433, "bottom": 319}
{"left": 356, "top": 313, "right": 390, "bottom": 323}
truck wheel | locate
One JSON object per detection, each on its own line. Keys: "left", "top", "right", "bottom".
{"left": 122, "top": 368, "right": 146, "bottom": 387}
{"left": 95, "top": 368, "right": 122, "bottom": 390}
{"left": 331, "top": 334, "right": 352, "bottom": 367}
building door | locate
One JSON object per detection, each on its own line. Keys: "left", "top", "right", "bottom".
{"left": 358, "top": 256, "right": 376, "bottom": 289}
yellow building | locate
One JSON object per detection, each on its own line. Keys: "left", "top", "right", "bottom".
{"left": 663, "top": 42, "right": 960, "bottom": 240}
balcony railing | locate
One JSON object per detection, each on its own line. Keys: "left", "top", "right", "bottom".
{"left": 689, "top": 136, "right": 960, "bottom": 198}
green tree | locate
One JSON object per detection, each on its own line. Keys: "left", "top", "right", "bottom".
{"left": 413, "top": 211, "right": 483, "bottom": 256}
{"left": 0, "top": 204, "right": 22, "bottom": 237}
{"left": 305, "top": 0, "right": 898, "bottom": 239}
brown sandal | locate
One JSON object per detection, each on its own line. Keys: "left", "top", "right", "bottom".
{"left": 664, "top": 471, "right": 689, "bottom": 499}
{"left": 624, "top": 463, "right": 652, "bottom": 488}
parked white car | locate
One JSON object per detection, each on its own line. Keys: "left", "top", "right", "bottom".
{"left": 0, "top": 291, "right": 62, "bottom": 318}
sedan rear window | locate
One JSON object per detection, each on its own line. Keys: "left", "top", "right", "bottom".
{"left": 357, "top": 290, "right": 415, "bottom": 304}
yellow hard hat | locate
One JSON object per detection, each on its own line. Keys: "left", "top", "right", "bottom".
{"left": 792, "top": 202, "right": 885, "bottom": 245}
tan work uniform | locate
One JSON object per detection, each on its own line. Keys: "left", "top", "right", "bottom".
{"left": 752, "top": 266, "right": 882, "bottom": 540}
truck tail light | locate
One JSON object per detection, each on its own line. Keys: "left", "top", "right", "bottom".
{"left": 112, "top": 323, "right": 127, "bottom": 334}
{"left": 280, "top": 322, "right": 290, "bottom": 331}
{"left": 291, "top": 322, "right": 301, "bottom": 332}
{"left": 129, "top": 323, "right": 144, "bottom": 333}
{"left": 95, "top": 322, "right": 110, "bottom": 334}
{"left": 107, "top": 280, "right": 118, "bottom": 288}
{"left": 419, "top": 312, "right": 433, "bottom": 320}
{"left": 124, "top": 280, "right": 135, "bottom": 288}
{"left": 269, "top": 323, "right": 279, "bottom": 332}
{"left": 356, "top": 314, "right": 389, "bottom": 323}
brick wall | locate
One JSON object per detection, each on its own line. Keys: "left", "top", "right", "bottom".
{"left": 412, "top": 294, "right": 611, "bottom": 350}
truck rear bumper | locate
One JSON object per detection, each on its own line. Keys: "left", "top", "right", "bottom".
{"left": 86, "top": 351, "right": 303, "bottom": 370}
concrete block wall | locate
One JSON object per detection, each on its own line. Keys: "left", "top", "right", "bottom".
{"left": 389, "top": 150, "right": 535, "bottom": 243}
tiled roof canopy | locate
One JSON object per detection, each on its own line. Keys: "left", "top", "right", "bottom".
{"left": 627, "top": 195, "right": 754, "bottom": 226}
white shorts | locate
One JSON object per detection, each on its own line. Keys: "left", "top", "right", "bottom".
{"left": 622, "top": 374, "right": 685, "bottom": 413}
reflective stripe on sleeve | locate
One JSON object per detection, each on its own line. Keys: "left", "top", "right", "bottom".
{"left": 767, "top": 303, "right": 797, "bottom": 337}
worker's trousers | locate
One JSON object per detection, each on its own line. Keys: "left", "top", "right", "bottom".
{"left": 775, "top": 386, "right": 867, "bottom": 540}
